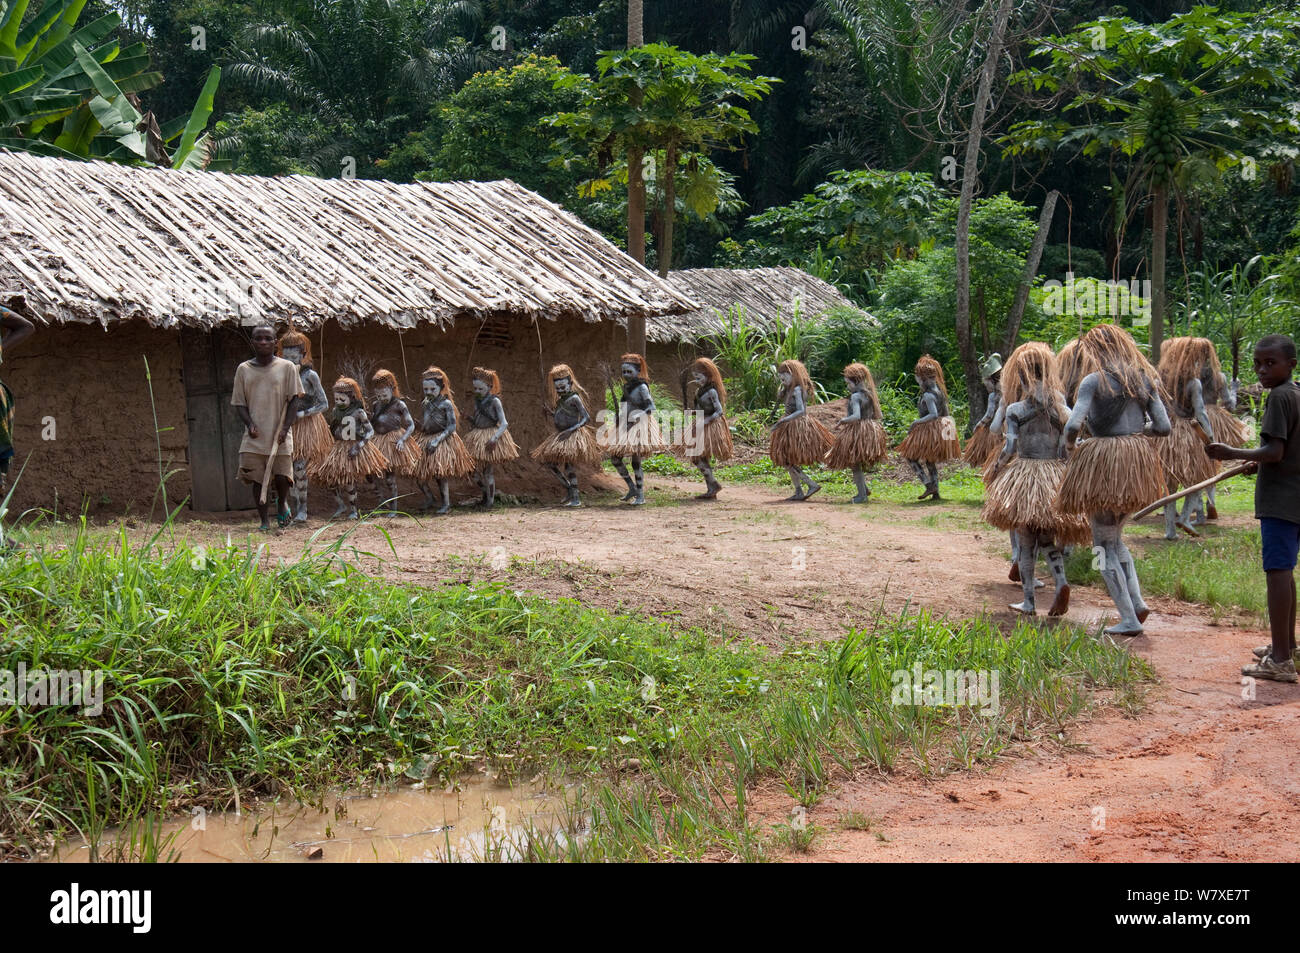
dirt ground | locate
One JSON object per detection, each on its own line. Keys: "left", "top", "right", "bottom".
{"left": 171, "top": 474, "right": 1300, "bottom": 862}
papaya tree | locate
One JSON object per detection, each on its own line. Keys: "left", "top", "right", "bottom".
{"left": 1001, "top": 7, "right": 1300, "bottom": 361}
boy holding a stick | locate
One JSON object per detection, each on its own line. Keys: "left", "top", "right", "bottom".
{"left": 1207, "top": 334, "right": 1300, "bottom": 683}
{"left": 232, "top": 323, "right": 304, "bottom": 530}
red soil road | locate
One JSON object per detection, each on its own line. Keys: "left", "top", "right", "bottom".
{"left": 177, "top": 476, "right": 1300, "bottom": 862}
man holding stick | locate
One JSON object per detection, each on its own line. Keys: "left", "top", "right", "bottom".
{"left": 232, "top": 322, "right": 303, "bottom": 530}
{"left": 1207, "top": 334, "right": 1300, "bottom": 683}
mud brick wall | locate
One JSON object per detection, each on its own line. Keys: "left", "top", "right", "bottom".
{"left": 3, "top": 322, "right": 190, "bottom": 516}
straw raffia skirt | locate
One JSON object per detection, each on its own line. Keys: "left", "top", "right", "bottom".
{"left": 1156, "top": 415, "right": 1217, "bottom": 489}
{"left": 463, "top": 426, "right": 520, "bottom": 464}
{"left": 897, "top": 416, "right": 962, "bottom": 463}
{"left": 531, "top": 427, "right": 602, "bottom": 466}
{"left": 309, "top": 439, "right": 389, "bottom": 487}
{"left": 678, "top": 413, "right": 734, "bottom": 462}
{"left": 291, "top": 412, "right": 332, "bottom": 466}
{"left": 963, "top": 421, "right": 1001, "bottom": 470}
{"left": 825, "top": 419, "right": 887, "bottom": 470}
{"left": 415, "top": 433, "right": 475, "bottom": 481}
{"left": 1056, "top": 434, "right": 1166, "bottom": 515}
{"left": 1208, "top": 404, "right": 1248, "bottom": 448}
{"left": 371, "top": 429, "right": 422, "bottom": 477}
{"left": 982, "top": 457, "right": 1092, "bottom": 546}
{"left": 603, "top": 413, "right": 667, "bottom": 458}
{"left": 770, "top": 415, "right": 833, "bottom": 467}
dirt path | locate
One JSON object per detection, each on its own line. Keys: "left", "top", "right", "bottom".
{"left": 173, "top": 477, "right": 1300, "bottom": 861}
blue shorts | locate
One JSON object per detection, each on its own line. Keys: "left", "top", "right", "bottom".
{"left": 1260, "top": 517, "right": 1300, "bottom": 572}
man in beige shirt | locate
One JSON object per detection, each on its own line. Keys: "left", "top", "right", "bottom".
{"left": 231, "top": 323, "right": 304, "bottom": 529}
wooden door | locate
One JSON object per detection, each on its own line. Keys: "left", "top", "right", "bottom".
{"left": 180, "top": 327, "right": 255, "bottom": 510}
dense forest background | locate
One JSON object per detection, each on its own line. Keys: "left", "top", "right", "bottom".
{"left": 9, "top": 0, "right": 1300, "bottom": 418}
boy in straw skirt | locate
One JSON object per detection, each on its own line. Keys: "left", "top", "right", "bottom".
{"left": 531, "top": 363, "right": 600, "bottom": 507}
{"left": 678, "top": 357, "right": 732, "bottom": 500}
{"left": 981, "top": 342, "right": 1090, "bottom": 616}
{"left": 276, "top": 331, "right": 330, "bottom": 522}
{"left": 963, "top": 354, "right": 1003, "bottom": 469}
{"left": 1154, "top": 337, "right": 1220, "bottom": 539}
{"left": 897, "top": 354, "right": 962, "bottom": 500}
{"left": 602, "top": 353, "right": 666, "bottom": 506}
{"left": 416, "top": 366, "right": 475, "bottom": 515}
{"left": 310, "top": 377, "right": 388, "bottom": 521}
{"left": 825, "top": 362, "right": 888, "bottom": 503}
{"left": 1056, "top": 323, "right": 1170, "bottom": 636}
{"left": 368, "top": 369, "right": 420, "bottom": 511}
{"left": 463, "top": 366, "right": 519, "bottom": 509}
{"left": 770, "top": 359, "right": 833, "bottom": 501}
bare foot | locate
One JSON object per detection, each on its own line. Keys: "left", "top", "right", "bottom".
{"left": 1048, "top": 584, "right": 1070, "bottom": 617}
{"left": 1009, "top": 562, "right": 1021, "bottom": 583}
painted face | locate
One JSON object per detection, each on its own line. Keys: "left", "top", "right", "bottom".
{"left": 423, "top": 377, "right": 441, "bottom": 398}
{"left": 844, "top": 376, "right": 857, "bottom": 392}
{"left": 982, "top": 376, "right": 995, "bottom": 392}
{"left": 282, "top": 346, "right": 304, "bottom": 366}
{"left": 374, "top": 386, "right": 393, "bottom": 403}
{"left": 333, "top": 390, "right": 350, "bottom": 408}
{"left": 472, "top": 379, "right": 490, "bottom": 397}
{"left": 779, "top": 371, "right": 792, "bottom": 387}
{"left": 621, "top": 362, "right": 638, "bottom": 381}
{"left": 554, "top": 376, "right": 571, "bottom": 395}
{"left": 692, "top": 371, "right": 707, "bottom": 387}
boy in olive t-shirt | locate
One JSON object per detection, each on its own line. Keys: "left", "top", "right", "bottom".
{"left": 1207, "top": 334, "right": 1300, "bottom": 683}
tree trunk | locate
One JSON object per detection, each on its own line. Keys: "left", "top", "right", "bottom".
{"left": 954, "top": 0, "right": 1014, "bottom": 415}
{"left": 659, "top": 143, "right": 677, "bottom": 277}
{"left": 1150, "top": 182, "right": 1167, "bottom": 364}
{"left": 1004, "top": 189, "right": 1059, "bottom": 354}
{"left": 625, "top": 0, "right": 646, "bottom": 355}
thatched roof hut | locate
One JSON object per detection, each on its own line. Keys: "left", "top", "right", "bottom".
{"left": 0, "top": 151, "right": 695, "bottom": 513}
{"left": 637, "top": 266, "right": 874, "bottom": 386}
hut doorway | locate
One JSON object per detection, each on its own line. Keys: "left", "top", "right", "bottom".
{"left": 180, "top": 327, "right": 253, "bottom": 511}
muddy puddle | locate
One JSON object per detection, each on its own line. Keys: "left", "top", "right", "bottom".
{"left": 54, "top": 776, "right": 583, "bottom": 863}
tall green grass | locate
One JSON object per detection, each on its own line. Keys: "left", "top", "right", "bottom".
{"left": 0, "top": 523, "right": 1149, "bottom": 861}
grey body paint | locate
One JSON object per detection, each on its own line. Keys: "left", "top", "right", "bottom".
{"left": 285, "top": 357, "right": 327, "bottom": 522}
{"left": 419, "top": 386, "right": 457, "bottom": 515}
{"left": 369, "top": 391, "right": 415, "bottom": 511}
{"left": 469, "top": 384, "right": 508, "bottom": 508}
{"left": 839, "top": 380, "right": 876, "bottom": 503}
{"left": 611, "top": 364, "right": 655, "bottom": 505}
{"left": 1065, "top": 371, "right": 1171, "bottom": 634}
{"left": 690, "top": 376, "right": 724, "bottom": 498}
{"left": 329, "top": 398, "right": 373, "bottom": 520}
{"left": 548, "top": 377, "right": 588, "bottom": 507}
{"left": 776, "top": 380, "right": 821, "bottom": 501}
{"left": 905, "top": 381, "right": 946, "bottom": 498}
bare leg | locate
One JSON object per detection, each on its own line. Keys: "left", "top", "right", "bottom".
{"left": 1206, "top": 485, "right": 1218, "bottom": 520}
{"left": 801, "top": 466, "right": 822, "bottom": 500}
{"left": 850, "top": 467, "right": 869, "bottom": 503}
{"left": 611, "top": 456, "right": 636, "bottom": 500}
{"left": 784, "top": 466, "right": 805, "bottom": 501}
{"left": 906, "top": 458, "right": 929, "bottom": 498}
{"left": 925, "top": 463, "right": 940, "bottom": 499}
{"left": 563, "top": 465, "right": 581, "bottom": 507}
{"left": 253, "top": 483, "right": 271, "bottom": 528}
{"left": 694, "top": 457, "right": 720, "bottom": 499}
{"left": 1046, "top": 538, "right": 1070, "bottom": 616}
{"left": 435, "top": 479, "right": 450, "bottom": 515}
{"left": 331, "top": 489, "right": 348, "bottom": 519}
{"left": 1093, "top": 512, "right": 1142, "bottom": 635}
{"left": 344, "top": 484, "right": 358, "bottom": 520}
{"left": 630, "top": 455, "right": 645, "bottom": 505}
{"left": 1010, "top": 528, "right": 1037, "bottom": 614}
{"left": 1009, "top": 530, "right": 1021, "bottom": 581}
{"left": 417, "top": 481, "right": 436, "bottom": 511}
{"left": 1115, "top": 532, "right": 1149, "bottom": 623}
{"left": 292, "top": 460, "right": 310, "bottom": 522}
{"left": 482, "top": 463, "right": 496, "bottom": 508}
{"left": 1164, "top": 500, "right": 1179, "bottom": 540}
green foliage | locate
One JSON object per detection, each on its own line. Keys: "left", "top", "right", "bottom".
{"left": 720, "top": 169, "right": 944, "bottom": 298}
{"left": 1170, "top": 255, "right": 1293, "bottom": 381}
{"left": 0, "top": 524, "right": 1149, "bottom": 859}
{"left": 0, "top": 0, "right": 219, "bottom": 165}
{"left": 549, "top": 42, "right": 777, "bottom": 271}
{"left": 872, "top": 193, "right": 1042, "bottom": 380}
{"left": 379, "top": 55, "right": 588, "bottom": 200}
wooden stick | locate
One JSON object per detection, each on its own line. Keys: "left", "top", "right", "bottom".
{"left": 260, "top": 404, "right": 290, "bottom": 505}
{"left": 1132, "top": 462, "right": 1253, "bottom": 521}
